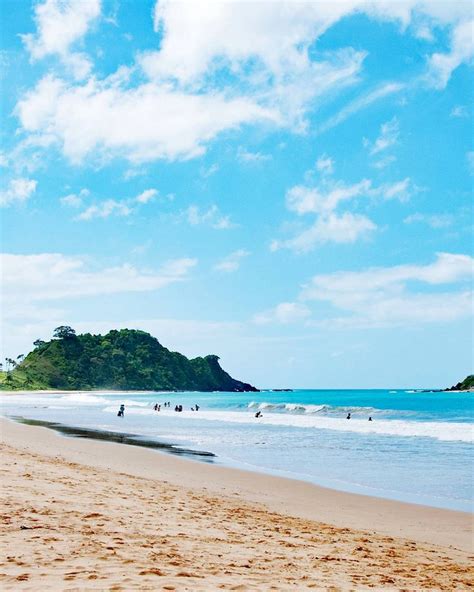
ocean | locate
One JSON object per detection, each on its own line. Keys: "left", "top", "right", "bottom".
{"left": 1, "top": 389, "right": 472, "bottom": 512}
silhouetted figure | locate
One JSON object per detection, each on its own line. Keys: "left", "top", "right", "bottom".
{"left": 178, "top": 405, "right": 183, "bottom": 412}
{"left": 153, "top": 403, "right": 158, "bottom": 411}
{"left": 346, "top": 413, "right": 351, "bottom": 420}
{"left": 118, "top": 404, "right": 125, "bottom": 417}
{"left": 255, "top": 411, "right": 262, "bottom": 418}
{"left": 368, "top": 416, "right": 372, "bottom": 421}
{"left": 195, "top": 404, "right": 200, "bottom": 411}
{"left": 175, "top": 405, "right": 179, "bottom": 412}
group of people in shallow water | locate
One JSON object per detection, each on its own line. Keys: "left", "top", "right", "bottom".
{"left": 118, "top": 401, "right": 200, "bottom": 417}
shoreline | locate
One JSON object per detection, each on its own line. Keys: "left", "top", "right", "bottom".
{"left": 1, "top": 417, "right": 472, "bottom": 552}
{"left": 1, "top": 417, "right": 472, "bottom": 591}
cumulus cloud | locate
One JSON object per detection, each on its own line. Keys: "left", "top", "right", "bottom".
{"left": 273, "top": 174, "right": 414, "bottom": 252}
{"left": 427, "top": 19, "right": 474, "bottom": 89}
{"left": 214, "top": 249, "right": 250, "bottom": 273}
{"left": 16, "top": 74, "right": 278, "bottom": 164}
{"left": 301, "top": 252, "right": 473, "bottom": 328}
{"left": 21, "top": 0, "right": 101, "bottom": 80}
{"left": 253, "top": 302, "right": 311, "bottom": 325}
{"left": 0, "top": 178, "right": 37, "bottom": 207}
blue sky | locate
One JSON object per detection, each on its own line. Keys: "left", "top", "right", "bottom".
{"left": 1, "top": 0, "right": 473, "bottom": 388}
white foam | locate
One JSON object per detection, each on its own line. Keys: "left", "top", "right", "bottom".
{"left": 119, "top": 408, "right": 473, "bottom": 443}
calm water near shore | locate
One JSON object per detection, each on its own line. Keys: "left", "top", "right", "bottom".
{"left": 1, "top": 389, "right": 472, "bottom": 511}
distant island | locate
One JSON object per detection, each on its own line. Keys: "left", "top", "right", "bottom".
{"left": 445, "top": 375, "right": 474, "bottom": 392}
{"left": 0, "top": 326, "right": 258, "bottom": 392}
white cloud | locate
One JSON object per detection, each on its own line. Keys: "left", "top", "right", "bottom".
{"left": 75, "top": 187, "right": 158, "bottom": 220}
{"left": 0, "top": 178, "right": 37, "bottom": 207}
{"left": 21, "top": 0, "right": 101, "bottom": 80}
{"left": 77, "top": 199, "right": 133, "bottom": 220}
{"left": 15, "top": 74, "right": 279, "bottom": 164}
{"left": 214, "top": 249, "right": 250, "bottom": 273}
{"left": 315, "top": 154, "right": 334, "bottom": 175}
{"left": 185, "top": 205, "right": 234, "bottom": 230}
{"left": 254, "top": 302, "right": 311, "bottom": 325}
{"left": 318, "top": 82, "right": 405, "bottom": 134}
{"left": 135, "top": 188, "right": 157, "bottom": 204}
{"left": 286, "top": 180, "right": 371, "bottom": 216}
{"left": 1, "top": 253, "right": 197, "bottom": 311}
{"left": 60, "top": 187, "right": 89, "bottom": 208}
{"left": 237, "top": 147, "right": 271, "bottom": 164}
{"left": 273, "top": 213, "right": 376, "bottom": 253}
{"left": 365, "top": 117, "right": 399, "bottom": 155}
{"left": 301, "top": 252, "right": 473, "bottom": 328}
{"left": 427, "top": 19, "right": 474, "bottom": 89}
{"left": 274, "top": 172, "right": 414, "bottom": 252}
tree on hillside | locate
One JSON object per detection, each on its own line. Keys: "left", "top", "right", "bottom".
{"left": 53, "top": 326, "right": 76, "bottom": 339}
{"left": 33, "top": 339, "right": 46, "bottom": 348}
{"left": 17, "top": 354, "right": 25, "bottom": 364}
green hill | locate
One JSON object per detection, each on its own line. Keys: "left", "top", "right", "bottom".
{"left": 0, "top": 327, "right": 258, "bottom": 392}
{"left": 445, "top": 375, "right": 474, "bottom": 392}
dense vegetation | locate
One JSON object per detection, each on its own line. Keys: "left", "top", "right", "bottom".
{"left": 0, "top": 327, "right": 258, "bottom": 392}
{"left": 446, "top": 375, "right": 474, "bottom": 391}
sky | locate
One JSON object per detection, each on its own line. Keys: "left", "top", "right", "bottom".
{"left": 1, "top": 0, "right": 473, "bottom": 389}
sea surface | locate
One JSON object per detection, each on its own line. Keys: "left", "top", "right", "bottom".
{"left": 1, "top": 389, "right": 473, "bottom": 511}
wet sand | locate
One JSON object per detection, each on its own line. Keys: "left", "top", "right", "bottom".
{"left": 0, "top": 417, "right": 472, "bottom": 590}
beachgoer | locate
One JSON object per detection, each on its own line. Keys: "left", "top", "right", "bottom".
{"left": 118, "top": 404, "right": 125, "bottom": 417}
{"left": 195, "top": 404, "right": 200, "bottom": 411}
{"left": 153, "top": 403, "right": 158, "bottom": 411}
{"left": 178, "top": 405, "right": 183, "bottom": 412}
{"left": 255, "top": 411, "right": 262, "bottom": 418}
{"left": 346, "top": 412, "right": 351, "bottom": 420}
{"left": 368, "top": 416, "right": 372, "bottom": 421}
{"left": 174, "top": 405, "right": 179, "bottom": 412}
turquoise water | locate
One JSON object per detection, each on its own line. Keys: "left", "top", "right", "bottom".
{"left": 1, "top": 389, "right": 473, "bottom": 511}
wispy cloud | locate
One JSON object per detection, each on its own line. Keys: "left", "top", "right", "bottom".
{"left": 318, "top": 82, "right": 405, "bottom": 134}
{"left": 404, "top": 212, "right": 454, "bottom": 229}
{"left": 364, "top": 117, "right": 400, "bottom": 156}
{"left": 184, "top": 205, "right": 235, "bottom": 230}
{"left": 76, "top": 188, "right": 157, "bottom": 221}
{"left": 237, "top": 147, "right": 272, "bottom": 164}
{"left": 214, "top": 249, "right": 250, "bottom": 273}
{"left": 60, "top": 188, "right": 90, "bottom": 208}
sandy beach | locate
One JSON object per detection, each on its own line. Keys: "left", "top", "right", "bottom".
{"left": 0, "top": 417, "right": 472, "bottom": 591}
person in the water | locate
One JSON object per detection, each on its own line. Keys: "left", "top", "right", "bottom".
{"left": 346, "top": 412, "right": 351, "bottom": 420}
{"left": 368, "top": 416, "right": 373, "bottom": 421}
{"left": 117, "top": 404, "right": 125, "bottom": 417}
